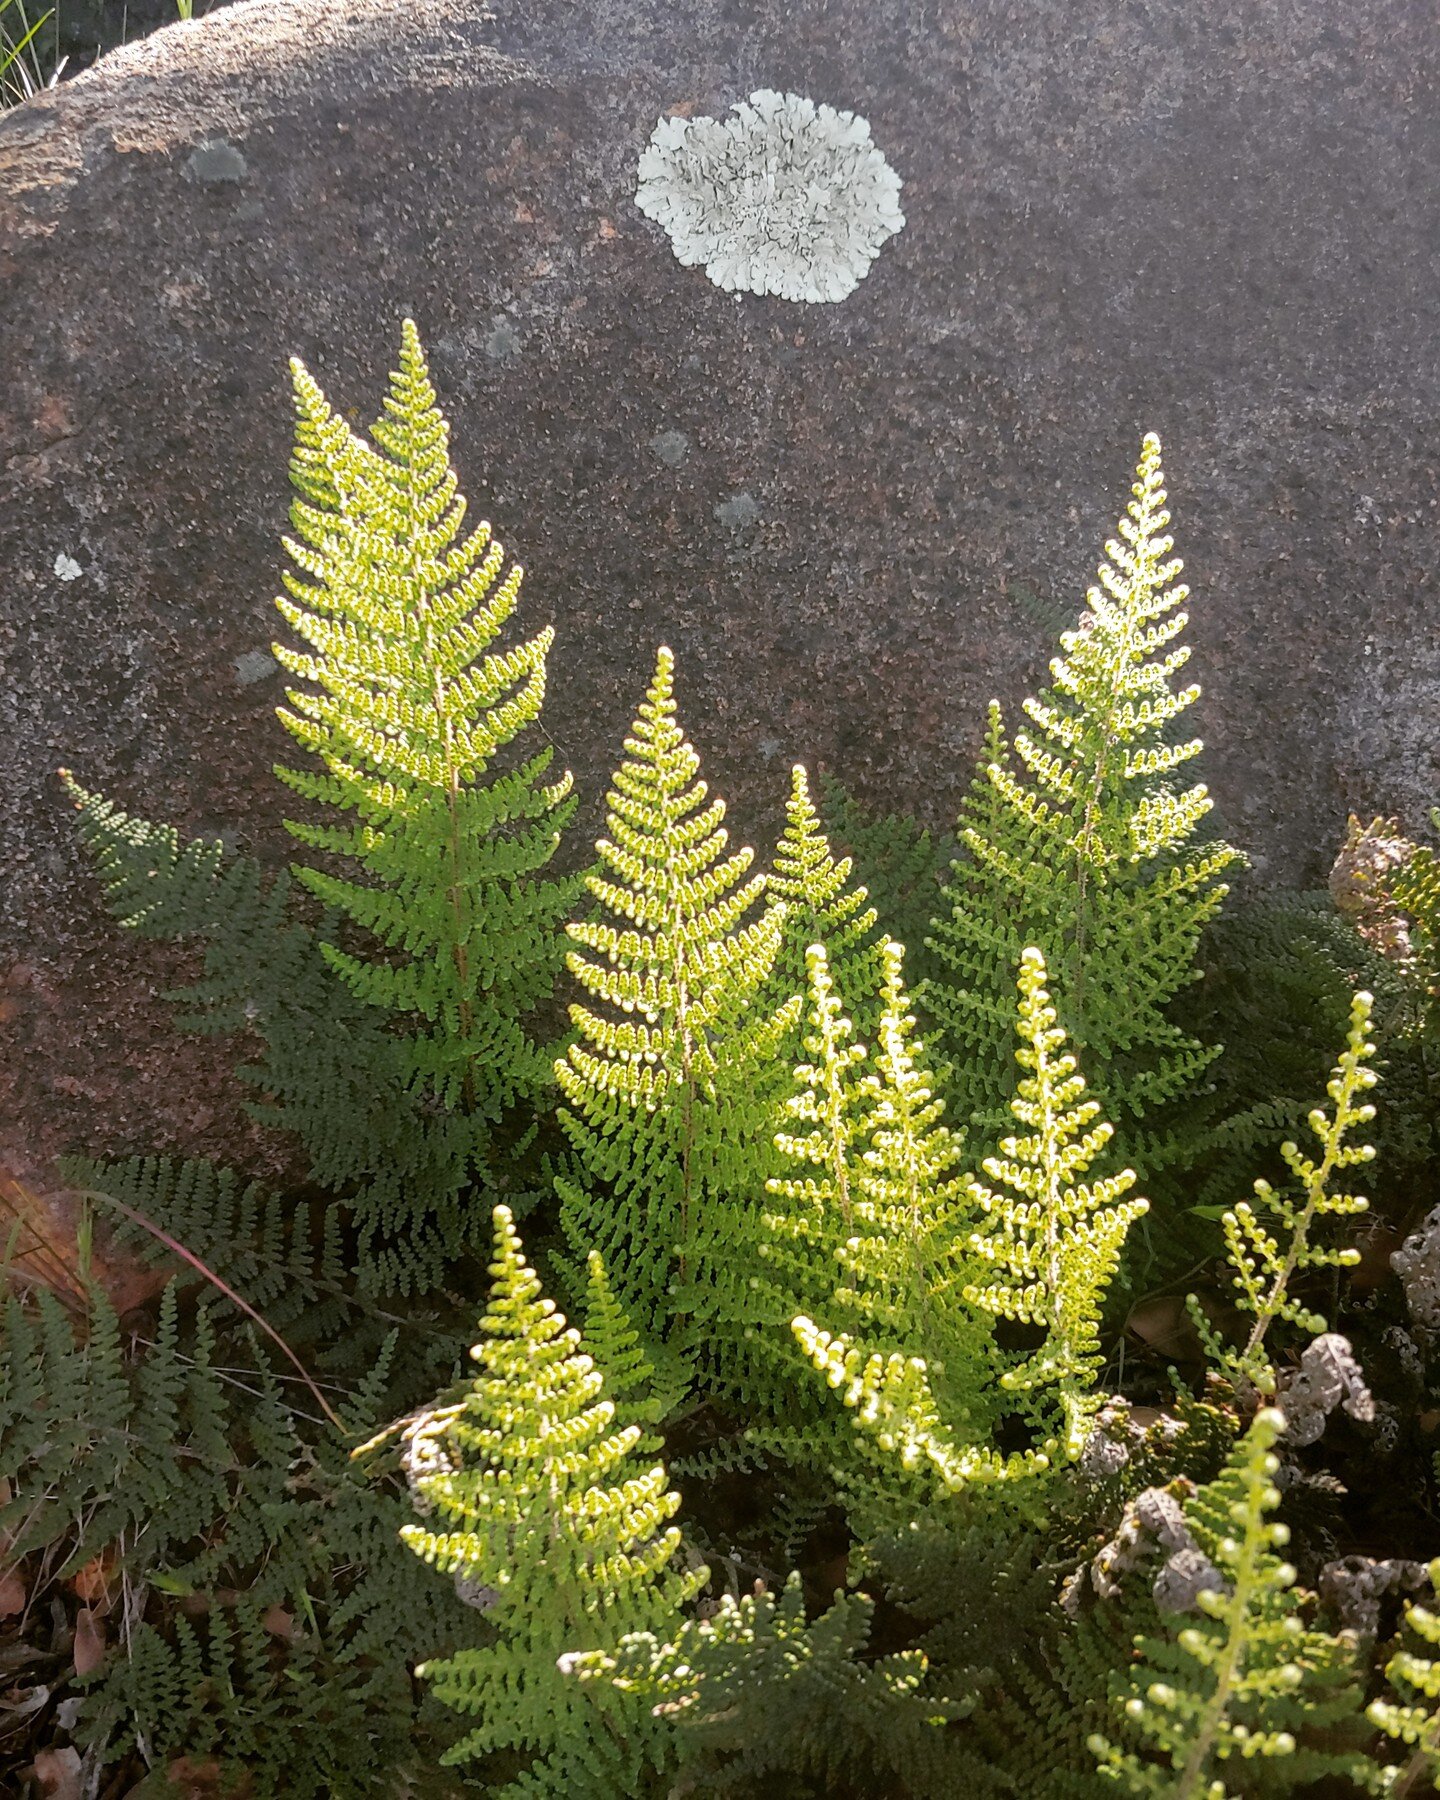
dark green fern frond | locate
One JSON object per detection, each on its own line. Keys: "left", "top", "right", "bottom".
{"left": 62, "top": 780, "right": 486, "bottom": 1295}
{"left": 1, "top": 1287, "right": 481, "bottom": 1796}
{"left": 567, "top": 1569, "right": 979, "bottom": 1797}
{"left": 819, "top": 771, "right": 949, "bottom": 985}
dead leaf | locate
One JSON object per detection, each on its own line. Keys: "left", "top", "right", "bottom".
{"left": 30, "top": 1746, "right": 83, "bottom": 1800}
{"left": 123, "top": 1755, "right": 254, "bottom": 1799}
{"left": 72, "top": 1605, "right": 106, "bottom": 1677}
{"left": 0, "top": 1157, "right": 168, "bottom": 1315}
{"left": 69, "top": 1548, "right": 116, "bottom": 1609}
{"left": 1125, "top": 1292, "right": 1204, "bottom": 1363}
{"left": 0, "top": 1565, "right": 26, "bottom": 1618}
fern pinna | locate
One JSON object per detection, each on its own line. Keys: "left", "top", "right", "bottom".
{"left": 923, "top": 435, "right": 1238, "bottom": 1158}
{"left": 555, "top": 646, "right": 796, "bottom": 1383}
{"left": 274, "top": 319, "right": 578, "bottom": 1127}
{"left": 401, "top": 1205, "right": 706, "bottom": 1795}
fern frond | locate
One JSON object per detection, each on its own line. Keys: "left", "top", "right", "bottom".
{"left": 923, "top": 436, "right": 1238, "bottom": 1168}
{"left": 402, "top": 1205, "right": 706, "bottom": 1790}
{"left": 1090, "top": 1407, "right": 1369, "bottom": 1797}
{"left": 1368, "top": 1557, "right": 1440, "bottom": 1792}
{"left": 965, "top": 948, "right": 1149, "bottom": 1461}
{"left": 763, "top": 763, "right": 882, "bottom": 1042}
{"left": 556, "top": 646, "right": 796, "bottom": 1387}
{"left": 274, "top": 319, "right": 579, "bottom": 1121}
{"left": 566, "top": 1569, "right": 978, "bottom": 1795}
{"left": 1193, "top": 989, "right": 1377, "bottom": 1387}
{"left": 62, "top": 779, "right": 489, "bottom": 1295}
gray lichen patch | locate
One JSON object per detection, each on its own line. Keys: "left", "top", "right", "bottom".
{"left": 714, "top": 491, "right": 760, "bottom": 530}
{"left": 483, "top": 316, "right": 522, "bottom": 362}
{"left": 649, "top": 428, "right": 691, "bottom": 468}
{"left": 233, "top": 648, "right": 279, "bottom": 686}
{"left": 635, "top": 90, "right": 904, "bottom": 303}
{"left": 185, "top": 137, "right": 248, "bottom": 185}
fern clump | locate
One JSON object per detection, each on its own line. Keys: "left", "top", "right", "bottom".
{"left": 924, "top": 435, "right": 1238, "bottom": 1159}
{"left": 0, "top": 1285, "right": 482, "bottom": 1796}
{"left": 1091, "top": 1407, "right": 1368, "bottom": 1797}
{"left": 401, "top": 1205, "right": 706, "bottom": 1793}
{"left": 50, "top": 327, "right": 1440, "bottom": 1800}
{"left": 556, "top": 646, "right": 797, "bottom": 1383}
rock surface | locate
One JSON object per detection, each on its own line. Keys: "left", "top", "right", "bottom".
{"left": 2, "top": 0, "right": 1438, "bottom": 1169}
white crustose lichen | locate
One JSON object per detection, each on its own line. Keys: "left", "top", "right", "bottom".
{"left": 635, "top": 89, "right": 905, "bottom": 303}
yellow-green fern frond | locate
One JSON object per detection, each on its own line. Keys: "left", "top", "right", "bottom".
{"left": 1368, "top": 1557, "right": 1440, "bottom": 1792}
{"left": 1192, "top": 989, "right": 1377, "bottom": 1388}
{"left": 402, "top": 1206, "right": 705, "bottom": 1791}
{"left": 1091, "top": 1407, "right": 1369, "bottom": 1797}
{"left": 764, "top": 764, "right": 882, "bottom": 1039}
{"left": 965, "top": 948, "right": 1149, "bottom": 1462}
{"left": 556, "top": 648, "right": 797, "bottom": 1383}
{"left": 924, "top": 436, "right": 1238, "bottom": 1169}
{"left": 274, "top": 319, "right": 579, "bottom": 1124}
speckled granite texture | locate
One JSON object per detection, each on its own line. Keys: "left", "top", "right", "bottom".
{"left": 2, "top": 0, "right": 1437, "bottom": 1169}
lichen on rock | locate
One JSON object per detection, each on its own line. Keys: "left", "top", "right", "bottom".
{"left": 634, "top": 89, "right": 905, "bottom": 303}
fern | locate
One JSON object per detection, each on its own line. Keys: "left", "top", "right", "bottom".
{"left": 832, "top": 941, "right": 993, "bottom": 1430}
{"left": 1368, "top": 1557, "right": 1440, "bottom": 1792}
{"left": 401, "top": 1205, "right": 706, "bottom": 1793}
{"left": 763, "top": 763, "right": 881, "bottom": 1041}
{"left": 61, "top": 1155, "right": 354, "bottom": 1346}
{"left": 57, "top": 784, "right": 498, "bottom": 1291}
{"left": 555, "top": 646, "right": 797, "bottom": 1382}
{"left": 60, "top": 777, "right": 410, "bottom": 1197}
{"left": 923, "top": 435, "right": 1238, "bottom": 1162}
{"left": 1090, "top": 1406, "right": 1368, "bottom": 1797}
{"left": 0, "top": 1287, "right": 482, "bottom": 1795}
{"left": 965, "top": 948, "right": 1149, "bottom": 1462}
{"left": 1390, "top": 836, "right": 1440, "bottom": 1004}
{"left": 274, "top": 319, "right": 579, "bottom": 1128}
{"left": 818, "top": 772, "right": 950, "bottom": 986}
{"left": 1193, "top": 989, "right": 1377, "bottom": 1387}
{"left": 565, "top": 1569, "right": 978, "bottom": 1795}
{"left": 774, "top": 942, "right": 1007, "bottom": 1497}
